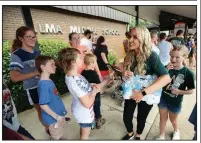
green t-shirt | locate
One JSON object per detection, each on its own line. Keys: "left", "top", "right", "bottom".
{"left": 130, "top": 52, "right": 168, "bottom": 77}
{"left": 170, "top": 37, "right": 186, "bottom": 47}
{"left": 128, "top": 52, "right": 168, "bottom": 104}
{"left": 161, "top": 67, "right": 195, "bottom": 107}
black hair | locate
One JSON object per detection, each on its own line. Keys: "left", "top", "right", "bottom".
{"left": 159, "top": 33, "right": 166, "bottom": 40}
{"left": 96, "top": 36, "right": 105, "bottom": 46}
{"left": 84, "top": 29, "right": 92, "bottom": 36}
{"left": 68, "top": 32, "right": 77, "bottom": 41}
{"left": 176, "top": 30, "right": 183, "bottom": 36}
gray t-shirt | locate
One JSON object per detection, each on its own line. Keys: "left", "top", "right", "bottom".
{"left": 9, "top": 48, "right": 40, "bottom": 90}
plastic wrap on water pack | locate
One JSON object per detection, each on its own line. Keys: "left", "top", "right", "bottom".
{"left": 122, "top": 75, "right": 163, "bottom": 105}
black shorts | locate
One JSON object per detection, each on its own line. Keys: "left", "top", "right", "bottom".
{"left": 25, "top": 88, "right": 39, "bottom": 105}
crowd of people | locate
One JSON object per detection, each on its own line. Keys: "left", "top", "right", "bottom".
{"left": 3, "top": 26, "right": 196, "bottom": 140}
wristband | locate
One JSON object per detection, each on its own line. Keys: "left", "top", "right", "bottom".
{"left": 141, "top": 91, "right": 147, "bottom": 96}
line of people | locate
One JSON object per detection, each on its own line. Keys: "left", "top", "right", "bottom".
{"left": 3, "top": 26, "right": 196, "bottom": 140}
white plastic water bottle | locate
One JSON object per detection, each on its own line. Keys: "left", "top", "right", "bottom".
{"left": 122, "top": 77, "right": 133, "bottom": 99}
{"left": 133, "top": 76, "right": 141, "bottom": 90}
{"left": 172, "top": 74, "right": 184, "bottom": 89}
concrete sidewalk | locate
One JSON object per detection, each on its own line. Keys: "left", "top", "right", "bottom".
{"left": 18, "top": 84, "right": 196, "bottom": 140}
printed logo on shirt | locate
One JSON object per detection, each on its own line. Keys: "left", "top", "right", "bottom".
{"left": 76, "top": 76, "right": 92, "bottom": 93}
{"left": 3, "top": 89, "right": 14, "bottom": 124}
{"left": 24, "top": 59, "right": 35, "bottom": 68}
{"left": 53, "top": 87, "right": 59, "bottom": 96}
{"left": 165, "top": 74, "right": 184, "bottom": 98}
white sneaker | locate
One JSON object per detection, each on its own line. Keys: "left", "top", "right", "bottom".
{"left": 155, "top": 135, "right": 165, "bottom": 140}
{"left": 172, "top": 131, "right": 180, "bottom": 140}
{"left": 88, "top": 136, "right": 95, "bottom": 140}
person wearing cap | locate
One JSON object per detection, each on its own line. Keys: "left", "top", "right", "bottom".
{"left": 80, "top": 29, "right": 93, "bottom": 50}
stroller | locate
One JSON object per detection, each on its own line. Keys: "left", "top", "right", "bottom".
{"left": 107, "top": 64, "right": 125, "bottom": 107}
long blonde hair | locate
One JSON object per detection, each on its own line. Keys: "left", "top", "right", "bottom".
{"left": 124, "top": 26, "right": 152, "bottom": 75}
{"left": 172, "top": 45, "right": 189, "bottom": 59}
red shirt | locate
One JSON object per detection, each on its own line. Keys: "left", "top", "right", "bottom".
{"left": 76, "top": 45, "right": 90, "bottom": 74}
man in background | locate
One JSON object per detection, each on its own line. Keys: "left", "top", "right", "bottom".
{"left": 151, "top": 31, "right": 160, "bottom": 55}
{"left": 123, "top": 31, "right": 131, "bottom": 55}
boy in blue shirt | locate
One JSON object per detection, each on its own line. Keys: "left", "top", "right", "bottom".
{"left": 35, "top": 55, "right": 67, "bottom": 140}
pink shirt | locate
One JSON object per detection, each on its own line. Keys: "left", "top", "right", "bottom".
{"left": 76, "top": 45, "right": 90, "bottom": 74}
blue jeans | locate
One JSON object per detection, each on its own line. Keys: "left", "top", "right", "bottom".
{"left": 17, "top": 126, "right": 35, "bottom": 140}
{"left": 189, "top": 103, "right": 197, "bottom": 134}
{"left": 158, "top": 97, "right": 181, "bottom": 114}
{"left": 94, "top": 93, "right": 101, "bottom": 119}
{"left": 79, "top": 123, "right": 93, "bottom": 128}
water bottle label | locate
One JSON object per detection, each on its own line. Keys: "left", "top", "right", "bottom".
{"left": 123, "top": 91, "right": 132, "bottom": 99}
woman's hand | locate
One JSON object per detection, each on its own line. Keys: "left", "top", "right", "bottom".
{"left": 92, "top": 84, "right": 101, "bottom": 95}
{"left": 33, "top": 70, "right": 40, "bottom": 76}
{"left": 130, "top": 90, "right": 144, "bottom": 103}
{"left": 123, "top": 70, "right": 134, "bottom": 79}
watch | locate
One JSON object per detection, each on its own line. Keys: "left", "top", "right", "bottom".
{"left": 141, "top": 91, "right": 147, "bottom": 96}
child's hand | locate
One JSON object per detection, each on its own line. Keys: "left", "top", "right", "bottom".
{"left": 99, "top": 76, "right": 103, "bottom": 82}
{"left": 171, "top": 88, "right": 181, "bottom": 95}
{"left": 167, "top": 63, "right": 174, "bottom": 70}
{"left": 91, "top": 83, "right": 96, "bottom": 87}
{"left": 55, "top": 114, "right": 64, "bottom": 122}
{"left": 92, "top": 84, "right": 100, "bottom": 94}
{"left": 123, "top": 70, "right": 133, "bottom": 79}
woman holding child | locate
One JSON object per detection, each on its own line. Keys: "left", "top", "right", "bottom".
{"left": 122, "top": 26, "right": 171, "bottom": 140}
{"left": 68, "top": 32, "right": 102, "bottom": 80}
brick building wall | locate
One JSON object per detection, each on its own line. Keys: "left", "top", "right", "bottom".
{"left": 3, "top": 6, "right": 127, "bottom": 59}
{"left": 3, "top": 6, "right": 25, "bottom": 40}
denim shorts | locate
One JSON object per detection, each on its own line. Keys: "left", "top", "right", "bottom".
{"left": 79, "top": 123, "right": 93, "bottom": 128}
{"left": 158, "top": 97, "right": 181, "bottom": 114}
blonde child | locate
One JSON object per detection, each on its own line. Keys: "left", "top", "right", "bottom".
{"left": 58, "top": 48, "right": 100, "bottom": 140}
{"left": 156, "top": 45, "right": 195, "bottom": 140}
{"left": 81, "top": 53, "right": 108, "bottom": 129}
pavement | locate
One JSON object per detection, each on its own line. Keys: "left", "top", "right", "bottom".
{"left": 18, "top": 80, "right": 196, "bottom": 140}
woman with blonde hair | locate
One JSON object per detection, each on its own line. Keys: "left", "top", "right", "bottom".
{"left": 122, "top": 26, "right": 171, "bottom": 140}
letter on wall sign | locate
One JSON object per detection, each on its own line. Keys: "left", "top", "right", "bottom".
{"left": 95, "top": 28, "right": 98, "bottom": 34}
{"left": 77, "top": 27, "right": 81, "bottom": 33}
{"left": 45, "top": 24, "right": 56, "bottom": 33}
{"left": 82, "top": 27, "right": 86, "bottom": 33}
{"left": 39, "top": 24, "right": 46, "bottom": 34}
{"left": 56, "top": 25, "right": 62, "bottom": 33}
{"left": 70, "top": 26, "right": 78, "bottom": 33}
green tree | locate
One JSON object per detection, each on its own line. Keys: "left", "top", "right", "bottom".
{"left": 128, "top": 16, "right": 153, "bottom": 30}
